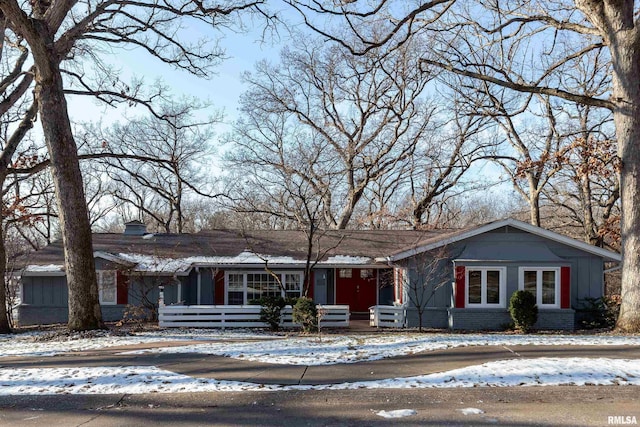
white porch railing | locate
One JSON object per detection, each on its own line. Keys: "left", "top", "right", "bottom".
{"left": 369, "top": 305, "right": 406, "bottom": 328}
{"left": 159, "top": 304, "right": 350, "bottom": 328}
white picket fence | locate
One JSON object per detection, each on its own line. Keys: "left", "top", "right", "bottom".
{"left": 369, "top": 305, "right": 406, "bottom": 328}
{"left": 159, "top": 304, "right": 350, "bottom": 328}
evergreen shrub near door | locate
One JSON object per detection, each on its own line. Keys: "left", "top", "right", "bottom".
{"left": 292, "top": 297, "right": 318, "bottom": 333}
{"left": 509, "top": 290, "right": 538, "bottom": 333}
{"left": 250, "top": 296, "right": 287, "bottom": 331}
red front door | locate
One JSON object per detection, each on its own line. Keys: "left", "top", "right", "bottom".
{"left": 335, "top": 268, "right": 377, "bottom": 312}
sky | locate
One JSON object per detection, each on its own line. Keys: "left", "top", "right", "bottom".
{"left": 66, "top": 10, "right": 293, "bottom": 132}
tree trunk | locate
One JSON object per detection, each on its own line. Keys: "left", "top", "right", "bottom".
{"left": 0, "top": 220, "right": 10, "bottom": 334}
{"left": 35, "top": 58, "right": 102, "bottom": 331}
{"left": 528, "top": 178, "right": 541, "bottom": 227}
{"left": 609, "top": 29, "right": 640, "bottom": 332}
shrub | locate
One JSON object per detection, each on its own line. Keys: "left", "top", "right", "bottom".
{"left": 251, "top": 296, "right": 286, "bottom": 331}
{"left": 120, "top": 304, "right": 155, "bottom": 324}
{"left": 509, "top": 290, "right": 538, "bottom": 333}
{"left": 292, "top": 296, "right": 318, "bottom": 333}
{"left": 578, "top": 295, "right": 621, "bottom": 329}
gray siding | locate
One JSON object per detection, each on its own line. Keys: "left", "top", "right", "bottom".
{"left": 200, "top": 268, "right": 214, "bottom": 304}
{"left": 19, "top": 273, "right": 128, "bottom": 326}
{"left": 21, "top": 276, "right": 67, "bottom": 306}
{"left": 402, "top": 226, "right": 607, "bottom": 331}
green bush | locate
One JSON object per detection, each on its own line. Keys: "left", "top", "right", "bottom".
{"left": 292, "top": 296, "right": 318, "bottom": 333}
{"left": 578, "top": 295, "right": 621, "bottom": 329}
{"left": 251, "top": 296, "right": 286, "bottom": 331}
{"left": 509, "top": 290, "right": 538, "bottom": 333}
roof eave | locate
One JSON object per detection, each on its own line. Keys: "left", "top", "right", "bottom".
{"left": 388, "top": 218, "right": 622, "bottom": 262}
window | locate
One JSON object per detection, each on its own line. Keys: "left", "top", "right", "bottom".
{"left": 466, "top": 267, "right": 506, "bottom": 307}
{"left": 284, "top": 274, "right": 302, "bottom": 300}
{"left": 227, "top": 273, "right": 244, "bottom": 305}
{"left": 339, "top": 269, "right": 352, "bottom": 278}
{"left": 519, "top": 267, "right": 560, "bottom": 308}
{"left": 226, "top": 272, "right": 303, "bottom": 305}
{"left": 246, "top": 273, "right": 282, "bottom": 302}
{"left": 97, "top": 271, "right": 116, "bottom": 305}
{"left": 360, "top": 269, "right": 374, "bottom": 279}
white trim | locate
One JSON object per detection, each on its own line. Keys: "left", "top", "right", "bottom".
{"left": 518, "top": 267, "right": 561, "bottom": 309}
{"left": 385, "top": 218, "right": 621, "bottom": 263}
{"left": 97, "top": 270, "right": 117, "bottom": 305}
{"left": 465, "top": 266, "right": 507, "bottom": 308}
{"left": 224, "top": 270, "right": 304, "bottom": 305}
{"left": 94, "top": 251, "right": 130, "bottom": 264}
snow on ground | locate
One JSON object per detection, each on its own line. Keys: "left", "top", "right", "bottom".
{"left": 121, "top": 332, "right": 640, "bottom": 365}
{"left": 0, "top": 358, "right": 638, "bottom": 395}
{"left": 376, "top": 409, "right": 417, "bottom": 418}
{"left": 459, "top": 408, "right": 485, "bottom": 415}
{"left": 2, "top": 329, "right": 640, "bottom": 362}
{"left": 0, "top": 329, "right": 274, "bottom": 357}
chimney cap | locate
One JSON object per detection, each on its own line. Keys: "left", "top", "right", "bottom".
{"left": 123, "top": 220, "right": 147, "bottom": 236}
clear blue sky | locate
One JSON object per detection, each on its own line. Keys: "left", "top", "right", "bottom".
{"left": 66, "top": 18, "right": 288, "bottom": 132}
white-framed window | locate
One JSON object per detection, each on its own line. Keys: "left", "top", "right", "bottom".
{"left": 519, "top": 267, "right": 560, "bottom": 308}
{"left": 225, "top": 271, "right": 303, "bottom": 305}
{"left": 466, "top": 267, "right": 506, "bottom": 308}
{"left": 97, "top": 270, "right": 117, "bottom": 305}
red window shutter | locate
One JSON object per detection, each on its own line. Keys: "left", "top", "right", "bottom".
{"left": 560, "top": 266, "right": 571, "bottom": 309}
{"left": 214, "top": 271, "right": 225, "bottom": 305}
{"left": 455, "top": 266, "right": 466, "bottom": 308}
{"left": 116, "top": 271, "right": 128, "bottom": 305}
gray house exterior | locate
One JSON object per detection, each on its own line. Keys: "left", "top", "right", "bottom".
{"left": 16, "top": 218, "right": 620, "bottom": 330}
{"left": 384, "top": 219, "right": 621, "bottom": 330}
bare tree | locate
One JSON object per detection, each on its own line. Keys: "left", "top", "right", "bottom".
{"left": 403, "top": 248, "right": 451, "bottom": 332}
{"left": 288, "top": 0, "right": 640, "bottom": 332}
{"left": 227, "top": 159, "right": 346, "bottom": 297}
{"left": 227, "top": 34, "right": 435, "bottom": 229}
{"left": 0, "top": 0, "right": 269, "bottom": 330}
{"left": 85, "top": 100, "right": 219, "bottom": 233}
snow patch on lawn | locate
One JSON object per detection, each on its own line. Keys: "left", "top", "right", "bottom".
{"left": 459, "top": 408, "right": 485, "bottom": 415}
{"left": 376, "top": 409, "right": 417, "bottom": 418}
{"left": 0, "top": 329, "right": 275, "bottom": 357}
{"left": 121, "top": 333, "right": 640, "bottom": 366}
{"left": 0, "top": 357, "right": 638, "bottom": 395}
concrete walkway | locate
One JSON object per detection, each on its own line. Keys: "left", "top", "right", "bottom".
{"left": 2, "top": 339, "right": 639, "bottom": 386}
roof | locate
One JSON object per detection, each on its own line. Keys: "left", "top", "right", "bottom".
{"left": 19, "top": 218, "right": 621, "bottom": 275}
{"left": 19, "top": 228, "right": 449, "bottom": 274}
{"left": 382, "top": 218, "right": 622, "bottom": 263}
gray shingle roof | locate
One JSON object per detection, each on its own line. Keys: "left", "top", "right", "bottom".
{"left": 17, "top": 228, "right": 455, "bottom": 270}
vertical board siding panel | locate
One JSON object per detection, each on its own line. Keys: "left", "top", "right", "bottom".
{"left": 23, "top": 278, "right": 33, "bottom": 304}
{"left": 561, "top": 266, "right": 571, "bottom": 309}
{"left": 455, "top": 266, "right": 466, "bottom": 308}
